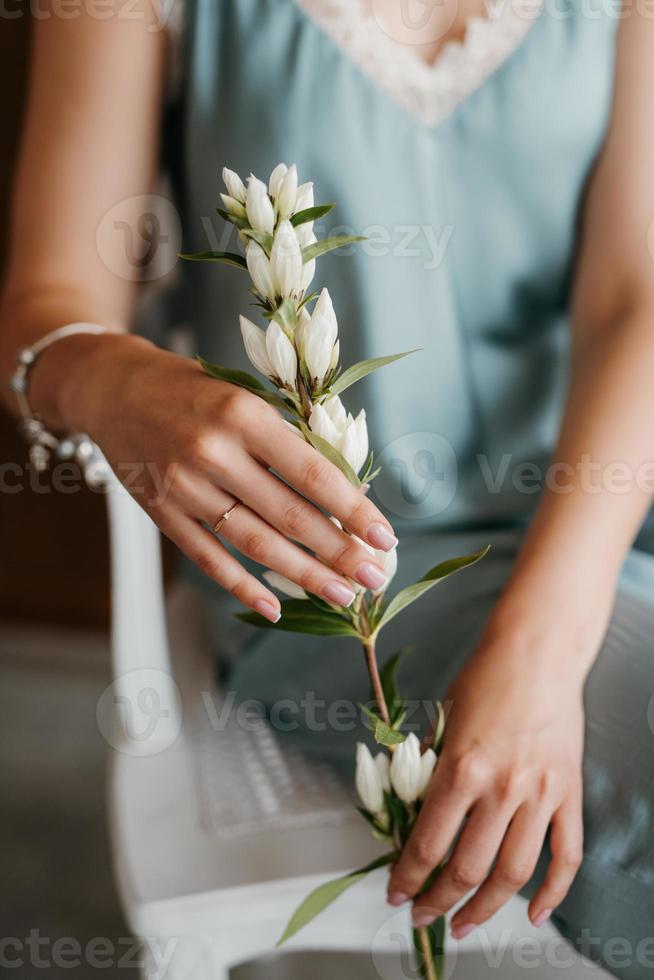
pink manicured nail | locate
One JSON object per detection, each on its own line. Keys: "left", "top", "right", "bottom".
{"left": 451, "top": 922, "right": 475, "bottom": 940}
{"left": 356, "top": 561, "right": 388, "bottom": 591}
{"left": 387, "top": 891, "right": 409, "bottom": 907}
{"left": 412, "top": 911, "right": 437, "bottom": 928}
{"left": 322, "top": 581, "right": 356, "bottom": 606}
{"left": 254, "top": 600, "right": 281, "bottom": 623}
{"left": 533, "top": 908, "right": 553, "bottom": 928}
{"left": 367, "top": 522, "right": 398, "bottom": 551}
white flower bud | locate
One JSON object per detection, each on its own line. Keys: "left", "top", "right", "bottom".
{"left": 312, "top": 288, "right": 338, "bottom": 339}
{"left": 390, "top": 732, "right": 423, "bottom": 804}
{"left": 246, "top": 240, "right": 276, "bottom": 301}
{"left": 270, "top": 220, "right": 303, "bottom": 297}
{"left": 301, "top": 257, "right": 316, "bottom": 293}
{"left": 223, "top": 167, "right": 246, "bottom": 203}
{"left": 294, "top": 307, "right": 310, "bottom": 359}
{"left": 295, "top": 181, "right": 314, "bottom": 213}
{"left": 308, "top": 401, "right": 339, "bottom": 445}
{"left": 263, "top": 570, "right": 307, "bottom": 599}
{"left": 276, "top": 164, "right": 298, "bottom": 220}
{"left": 295, "top": 222, "right": 315, "bottom": 249}
{"left": 239, "top": 315, "right": 274, "bottom": 378}
{"left": 339, "top": 409, "right": 369, "bottom": 474}
{"left": 304, "top": 315, "right": 335, "bottom": 384}
{"left": 309, "top": 398, "right": 368, "bottom": 475}
{"left": 417, "top": 748, "right": 437, "bottom": 800}
{"left": 330, "top": 339, "right": 340, "bottom": 371}
{"left": 266, "top": 320, "right": 297, "bottom": 388}
{"left": 268, "top": 162, "right": 288, "bottom": 199}
{"left": 246, "top": 175, "right": 275, "bottom": 234}
{"left": 355, "top": 743, "right": 385, "bottom": 815}
{"left": 220, "top": 193, "right": 247, "bottom": 219}
{"left": 323, "top": 395, "right": 347, "bottom": 429}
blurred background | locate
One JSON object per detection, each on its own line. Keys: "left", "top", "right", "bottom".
{"left": 1, "top": 18, "right": 146, "bottom": 977}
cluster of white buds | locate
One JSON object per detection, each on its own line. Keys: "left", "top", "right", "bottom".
{"left": 355, "top": 734, "right": 437, "bottom": 816}
{"left": 223, "top": 163, "right": 371, "bottom": 481}
{"left": 222, "top": 165, "right": 316, "bottom": 304}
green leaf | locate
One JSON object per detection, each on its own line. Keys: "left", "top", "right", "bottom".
{"left": 299, "top": 423, "right": 361, "bottom": 488}
{"left": 298, "top": 290, "right": 319, "bottom": 310}
{"left": 197, "top": 358, "right": 289, "bottom": 410}
{"left": 359, "top": 703, "right": 406, "bottom": 747}
{"left": 237, "top": 599, "right": 359, "bottom": 637}
{"left": 329, "top": 350, "right": 418, "bottom": 398}
{"left": 374, "top": 546, "right": 490, "bottom": 636}
{"left": 240, "top": 227, "right": 274, "bottom": 255}
{"left": 277, "top": 852, "right": 397, "bottom": 946}
{"left": 385, "top": 791, "right": 410, "bottom": 838}
{"left": 178, "top": 250, "right": 247, "bottom": 270}
{"left": 379, "top": 646, "right": 413, "bottom": 724}
{"left": 215, "top": 207, "right": 248, "bottom": 230}
{"left": 373, "top": 719, "right": 407, "bottom": 747}
{"left": 301, "top": 235, "right": 366, "bottom": 264}
{"left": 290, "top": 203, "right": 335, "bottom": 227}
{"left": 413, "top": 916, "right": 446, "bottom": 980}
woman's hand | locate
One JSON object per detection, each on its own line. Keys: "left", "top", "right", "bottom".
{"left": 387, "top": 615, "right": 587, "bottom": 936}
{"left": 43, "top": 333, "right": 397, "bottom": 622}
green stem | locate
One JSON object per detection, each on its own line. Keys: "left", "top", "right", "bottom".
{"left": 363, "top": 637, "right": 390, "bottom": 726}
{"left": 417, "top": 927, "right": 439, "bottom": 980}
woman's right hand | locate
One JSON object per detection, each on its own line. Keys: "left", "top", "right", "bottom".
{"left": 46, "top": 333, "right": 398, "bottom": 623}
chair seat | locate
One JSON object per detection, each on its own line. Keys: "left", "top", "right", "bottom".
{"left": 108, "top": 585, "right": 611, "bottom": 978}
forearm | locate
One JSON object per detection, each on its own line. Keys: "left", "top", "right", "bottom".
{"left": 492, "top": 310, "right": 654, "bottom": 673}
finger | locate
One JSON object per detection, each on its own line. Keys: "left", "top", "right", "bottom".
{"left": 247, "top": 415, "right": 398, "bottom": 552}
{"left": 387, "top": 759, "right": 479, "bottom": 905}
{"left": 156, "top": 506, "right": 282, "bottom": 623}
{"left": 218, "top": 456, "right": 391, "bottom": 592}
{"left": 451, "top": 800, "right": 551, "bottom": 934}
{"left": 528, "top": 792, "right": 583, "bottom": 927}
{"left": 413, "top": 797, "right": 516, "bottom": 927}
{"left": 186, "top": 478, "right": 358, "bottom": 607}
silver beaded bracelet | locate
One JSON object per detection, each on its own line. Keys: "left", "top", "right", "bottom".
{"left": 9, "top": 323, "right": 115, "bottom": 488}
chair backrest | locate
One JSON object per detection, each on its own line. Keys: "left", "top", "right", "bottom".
{"left": 105, "top": 469, "right": 182, "bottom": 754}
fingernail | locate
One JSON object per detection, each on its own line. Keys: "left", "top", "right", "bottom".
{"left": 356, "top": 561, "right": 388, "bottom": 591}
{"left": 533, "top": 908, "right": 553, "bottom": 928}
{"left": 367, "top": 522, "right": 398, "bottom": 551}
{"left": 322, "top": 581, "right": 356, "bottom": 606}
{"left": 387, "top": 891, "right": 409, "bottom": 907}
{"left": 254, "top": 600, "right": 281, "bottom": 623}
{"left": 451, "top": 922, "right": 475, "bottom": 940}
{"left": 412, "top": 911, "right": 437, "bottom": 928}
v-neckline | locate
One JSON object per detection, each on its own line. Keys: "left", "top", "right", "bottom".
{"left": 293, "top": 0, "right": 544, "bottom": 127}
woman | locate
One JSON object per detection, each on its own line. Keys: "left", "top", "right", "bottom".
{"left": 1, "top": 0, "right": 653, "bottom": 974}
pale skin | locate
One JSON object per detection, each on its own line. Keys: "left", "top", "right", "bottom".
{"left": 2, "top": 0, "right": 654, "bottom": 941}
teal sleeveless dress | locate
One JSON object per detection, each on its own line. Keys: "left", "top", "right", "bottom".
{"left": 171, "top": 1, "right": 654, "bottom": 972}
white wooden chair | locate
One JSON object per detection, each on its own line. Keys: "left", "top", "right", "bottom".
{"left": 104, "top": 470, "right": 610, "bottom": 980}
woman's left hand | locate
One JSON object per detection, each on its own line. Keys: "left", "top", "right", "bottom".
{"left": 386, "top": 616, "right": 588, "bottom": 936}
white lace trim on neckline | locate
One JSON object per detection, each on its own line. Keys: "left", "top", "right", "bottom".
{"left": 295, "top": 0, "right": 544, "bottom": 125}
{"left": 157, "top": 0, "right": 543, "bottom": 126}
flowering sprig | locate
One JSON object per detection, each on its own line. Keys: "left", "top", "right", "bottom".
{"left": 182, "top": 164, "right": 489, "bottom": 979}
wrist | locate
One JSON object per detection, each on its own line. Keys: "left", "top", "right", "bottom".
{"left": 29, "top": 331, "right": 154, "bottom": 434}
{"left": 483, "top": 573, "right": 614, "bottom": 685}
